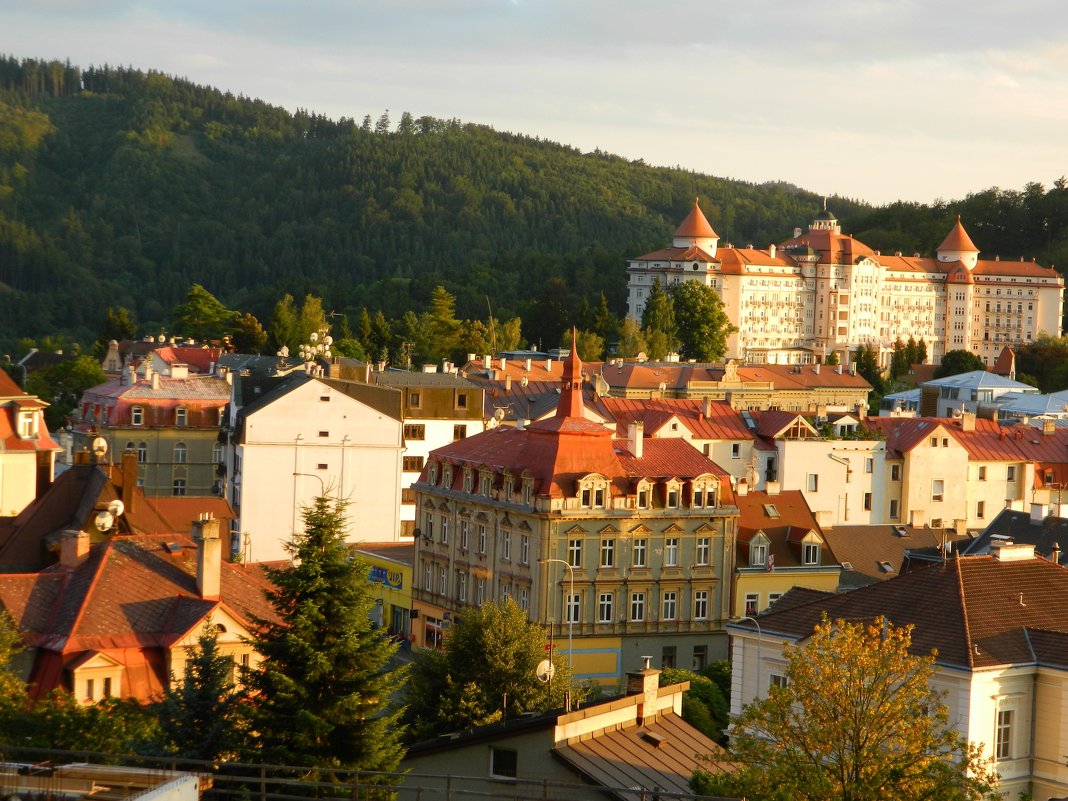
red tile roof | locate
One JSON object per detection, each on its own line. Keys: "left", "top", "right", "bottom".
{"left": 735, "top": 490, "right": 832, "bottom": 567}
{"left": 938, "top": 217, "right": 979, "bottom": 253}
{"left": 631, "top": 245, "right": 717, "bottom": 263}
{"left": 865, "top": 416, "right": 1068, "bottom": 464}
{"left": 674, "top": 198, "right": 718, "bottom": 239}
{"left": 0, "top": 370, "right": 24, "bottom": 398}
{"left": 154, "top": 346, "right": 224, "bottom": 374}
{"left": 751, "top": 552, "right": 1068, "bottom": 670}
{"left": 600, "top": 397, "right": 752, "bottom": 441}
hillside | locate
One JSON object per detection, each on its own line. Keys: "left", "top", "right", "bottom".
{"left": 0, "top": 57, "right": 1065, "bottom": 351}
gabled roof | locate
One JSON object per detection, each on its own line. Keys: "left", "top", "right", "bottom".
{"left": 153, "top": 346, "right": 224, "bottom": 374}
{"left": 866, "top": 415, "right": 1068, "bottom": 462}
{"left": 600, "top": 397, "right": 752, "bottom": 441}
{"left": 736, "top": 490, "right": 833, "bottom": 568}
{"left": 822, "top": 524, "right": 973, "bottom": 587}
{"left": 963, "top": 508, "right": 1068, "bottom": 565}
{"left": 746, "top": 551, "right": 1068, "bottom": 670}
{"left": 630, "top": 245, "right": 718, "bottom": 263}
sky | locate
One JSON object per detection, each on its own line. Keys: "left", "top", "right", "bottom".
{"left": 4, "top": 0, "right": 1068, "bottom": 206}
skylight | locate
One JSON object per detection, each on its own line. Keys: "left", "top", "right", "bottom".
{"left": 763, "top": 504, "right": 780, "bottom": 519}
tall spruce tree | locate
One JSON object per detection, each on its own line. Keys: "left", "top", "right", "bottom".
{"left": 244, "top": 497, "right": 407, "bottom": 775}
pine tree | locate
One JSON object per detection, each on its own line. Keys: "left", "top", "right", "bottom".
{"left": 244, "top": 497, "right": 407, "bottom": 776}
{"left": 153, "top": 623, "right": 245, "bottom": 760}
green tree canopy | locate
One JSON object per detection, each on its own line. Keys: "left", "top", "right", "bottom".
{"left": 244, "top": 497, "right": 407, "bottom": 776}
{"left": 25, "top": 354, "right": 106, "bottom": 429}
{"left": 171, "top": 284, "right": 237, "bottom": 342}
{"left": 669, "top": 281, "right": 737, "bottom": 362}
{"left": 935, "top": 349, "right": 986, "bottom": 379}
{"left": 404, "top": 598, "right": 575, "bottom": 742}
{"left": 693, "top": 616, "right": 998, "bottom": 801}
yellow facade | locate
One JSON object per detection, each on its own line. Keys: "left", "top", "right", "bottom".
{"left": 734, "top": 568, "right": 841, "bottom": 618}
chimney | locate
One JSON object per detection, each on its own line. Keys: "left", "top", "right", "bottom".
{"left": 703, "top": 396, "right": 713, "bottom": 420}
{"left": 193, "top": 514, "right": 222, "bottom": 599}
{"left": 144, "top": 362, "right": 154, "bottom": 381}
{"left": 960, "top": 411, "right": 976, "bottom": 432}
{"left": 151, "top": 372, "right": 160, "bottom": 391}
{"left": 954, "top": 518, "right": 967, "bottom": 537}
{"left": 625, "top": 656, "right": 661, "bottom": 725}
{"left": 736, "top": 480, "right": 749, "bottom": 496}
{"left": 60, "top": 529, "right": 90, "bottom": 568}
{"left": 814, "top": 363, "right": 821, "bottom": 375}
{"left": 498, "top": 356, "right": 506, "bottom": 371}
{"left": 628, "top": 420, "right": 644, "bottom": 458}
{"left": 123, "top": 365, "right": 136, "bottom": 387}
{"left": 546, "top": 358, "right": 553, "bottom": 372}
{"left": 505, "top": 374, "right": 512, "bottom": 391}
{"left": 525, "top": 358, "right": 532, "bottom": 372}
{"left": 121, "top": 449, "right": 138, "bottom": 516}
{"left": 1030, "top": 502, "right": 1049, "bottom": 524}
{"left": 1044, "top": 418, "right": 1057, "bottom": 436}
{"left": 766, "top": 480, "right": 781, "bottom": 496}
{"left": 1052, "top": 542, "right": 1062, "bottom": 564}
{"left": 768, "top": 243, "right": 776, "bottom": 259}
{"left": 910, "top": 508, "right": 927, "bottom": 527}
{"left": 467, "top": 353, "right": 475, "bottom": 364}
{"left": 991, "top": 542, "right": 1036, "bottom": 561}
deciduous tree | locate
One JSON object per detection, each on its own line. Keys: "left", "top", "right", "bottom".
{"left": 934, "top": 349, "right": 986, "bottom": 379}
{"left": 404, "top": 598, "right": 575, "bottom": 742}
{"left": 692, "top": 616, "right": 998, "bottom": 801}
{"left": 669, "top": 281, "right": 737, "bottom": 362}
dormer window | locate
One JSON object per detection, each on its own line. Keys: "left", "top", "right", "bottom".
{"left": 443, "top": 465, "right": 453, "bottom": 487}
{"left": 176, "top": 407, "right": 188, "bottom": 426}
{"left": 665, "top": 480, "right": 682, "bottom": 508}
{"left": 522, "top": 478, "right": 534, "bottom": 505}
{"left": 463, "top": 469, "right": 473, "bottom": 493}
{"left": 428, "top": 463, "right": 438, "bottom": 484}
{"left": 479, "top": 471, "right": 492, "bottom": 496}
{"left": 131, "top": 406, "right": 144, "bottom": 426}
{"left": 578, "top": 476, "right": 609, "bottom": 509}
{"left": 803, "top": 541, "right": 821, "bottom": 565}
{"left": 17, "top": 411, "right": 37, "bottom": 438}
{"left": 636, "top": 480, "right": 652, "bottom": 509}
{"left": 503, "top": 475, "right": 515, "bottom": 500}
{"left": 750, "top": 538, "right": 768, "bottom": 567}
{"left": 692, "top": 478, "right": 717, "bottom": 508}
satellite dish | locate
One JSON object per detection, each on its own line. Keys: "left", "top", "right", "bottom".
{"left": 95, "top": 511, "right": 114, "bottom": 532}
{"left": 91, "top": 437, "right": 108, "bottom": 458}
{"left": 494, "top": 407, "right": 506, "bottom": 421}
{"left": 108, "top": 499, "right": 125, "bottom": 517}
{"left": 535, "top": 659, "right": 556, "bottom": 683}
{"left": 520, "top": 376, "right": 528, "bottom": 387}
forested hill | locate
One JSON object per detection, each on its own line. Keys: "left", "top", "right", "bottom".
{"left": 1, "top": 57, "right": 1065, "bottom": 352}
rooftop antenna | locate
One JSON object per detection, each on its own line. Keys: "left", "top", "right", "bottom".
{"left": 486, "top": 295, "right": 498, "bottom": 356}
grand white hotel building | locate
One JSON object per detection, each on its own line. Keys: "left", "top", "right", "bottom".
{"left": 626, "top": 200, "right": 1063, "bottom": 366}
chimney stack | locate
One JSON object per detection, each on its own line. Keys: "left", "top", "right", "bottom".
{"left": 121, "top": 449, "right": 139, "bottom": 516}
{"left": 505, "top": 374, "right": 512, "bottom": 392}
{"left": 960, "top": 411, "right": 976, "bottom": 432}
{"left": 628, "top": 420, "right": 644, "bottom": 458}
{"left": 625, "top": 656, "right": 662, "bottom": 725}
{"left": 1044, "top": 418, "right": 1057, "bottom": 436}
{"left": 703, "top": 396, "right": 713, "bottom": 420}
{"left": 1052, "top": 542, "right": 1062, "bottom": 564}
{"left": 60, "top": 529, "right": 90, "bottom": 568}
{"left": 194, "top": 514, "right": 222, "bottom": 599}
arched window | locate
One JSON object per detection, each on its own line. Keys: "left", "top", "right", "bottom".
{"left": 174, "top": 442, "right": 187, "bottom": 464}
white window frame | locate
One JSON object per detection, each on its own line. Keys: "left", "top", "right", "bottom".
{"left": 693, "top": 590, "right": 708, "bottom": 620}
{"left": 598, "top": 592, "right": 614, "bottom": 623}
{"left": 662, "top": 591, "right": 677, "bottom": 621}
{"left": 695, "top": 536, "right": 710, "bottom": 566}
{"left": 600, "top": 538, "right": 615, "bottom": 568}
{"left": 566, "top": 593, "right": 581, "bottom": 624}
{"left": 664, "top": 537, "right": 679, "bottom": 567}
{"left": 630, "top": 592, "right": 645, "bottom": 622}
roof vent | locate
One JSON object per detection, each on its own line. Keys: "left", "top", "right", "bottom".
{"left": 991, "top": 542, "right": 1036, "bottom": 561}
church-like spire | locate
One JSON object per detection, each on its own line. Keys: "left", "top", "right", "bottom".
{"left": 557, "top": 327, "right": 585, "bottom": 419}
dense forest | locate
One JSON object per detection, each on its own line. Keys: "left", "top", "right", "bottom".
{"left": 0, "top": 56, "right": 1066, "bottom": 354}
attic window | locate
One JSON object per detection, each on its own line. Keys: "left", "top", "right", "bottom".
{"left": 163, "top": 542, "right": 183, "bottom": 554}
{"left": 878, "top": 561, "right": 896, "bottom": 573}
{"left": 320, "top": 395, "right": 330, "bottom": 402}
{"left": 763, "top": 504, "right": 780, "bottom": 519}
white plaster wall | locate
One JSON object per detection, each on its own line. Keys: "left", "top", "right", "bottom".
{"left": 900, "top": 428, "right": 970, "bottom": 527}
{"left": 0, "top": 452, "right": 37, "bottom": 517}
{"left": 776, "top": 440, "right": 882, "bottom": 526}
{"left": 236, "top": 380, "right": 402, "bottom": 562}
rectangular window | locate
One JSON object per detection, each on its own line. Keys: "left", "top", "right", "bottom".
{"left": 131, "top": 407, "right": 143, "bottom": 426}
{"left": 662, "top": 645, "right": 677, "bottom": 669}
{"left": 630, "top": 592, "right": 645, "bottom": 622}
{"left": 1007, "top": 466, "right": 1016, "bottom": 481}
{"left": 490, "top": 747, "right": 518, "bottom": 778}
{"left": 103, "top": 676, "right": 112, "bottom": 697}
{"left": 977, "top": 501, "right": 985, "bottom": 519}
{"left": 403, "top": 456, "right": 425, "bottom": 472}
{"left": 932, "top": 479, "right": 944, "bottom": 502}
{"left": 750, "top": 542, "right": 767, "bottom": 566}
{"left": 176, "top": 407, "right": 187, "bottom": 426}
{"left": 460, "top": 520, "right": 469, "bottom": 549}
{"left": 996, "top": 709, "right": 1013, "bottom": 760}
{"left": 770, "top": 674, "right": 789, "bottom": 689}
{"left": 930, "top": 437, "right": 938, "bottom": 448}
{"left": 692, "top": 644, "right": 708, "bottom": 671}
{"left": 568, "top": 538, "right": 582, "bottom": 568}
{"left": 768, "top": 592, "right": 782, "bottom": 606}
{"left": 632, "top": 538, "right": 647, "bottom": 568}
{"left": 732, "top": 442, "right": 741, "bottom": 459}
{"left": 173, "top": 479, "right": 186, "bottom": 497}
{"left": 581, "top": 488, "right": 591, "bottom": 507}
{"left": 865, "top": 458, "right": 873, "bottom": 474}
{"left": 403, "top": 423, "right": 425, "bottom": 440}
{"left": 745, "top": 593, "right": 759, "bottom": 616}
{"left": 891, "top": 464, "right": 901, "bottom": 481}
{"left": 662, "top": 591, "right": 677, "bottom": 621}
{"left": 693, "top": 486, "right": 704, "bottom": 508}
{"left": 598, "top": 592, "right": 614, "bottom": 623}
{"left": 459, "top": 572, "right": 467, "bottom": 602}
{"left": 424, "top": 512, "right": 434, "bottom": 539}
{"left": 637, "top": 486, "right": 650, "bottom": 508}
{"left": 424, "top": 563, "right": 432, "bottom": 591}
{"left": 521, "top": 534, "right": 529, "bottom": 564}
{"left": 519, "top": 587, "right": 529, "bottom": 610}
{"left": 318, "top": 431, "right": 329, "bottom": 438}
{"left": 85, "top": 678, "right": 95, "bottom": 700}
{"left": 453, "top": 424, "right": 467, "bottom": 440}
{"left": 439, "top": 567, "right": 447, "bottom": 595}
{"left": 693, "top": 590, "right": 708, "bottom": 620}
{"left": 440, "top": 516, "right": 449, "bottom": 544}
{"left": 863, "top": 492, "right": 872, "bottom": 511}
{"left": 665, "top": 537, "right": 679, "bottom": 567}
{"left": 803, "top": 542, "right": 821, "bottom": 565}
{"left": 889, "top": 498, "right": 900, "bottom": 519}
{"left": 600, "top": 538, "right": 615, "bottom": 568}
{"left": 502, "top": 532, "right": 511, "bottom": 560}
{"left": 807, "top": 473, "right": 819, "bottom": 492}
{"left": 477, "top": 578, "right": 485, "bottom": 606}
{"left": 978, "top": 465, "right": 987, "bottom": 481}
{"left": 695, "top": 537, "right": 710, "bottom": 566}
{"left": 478, "top": 524, "right": 487, "bottom": 554}
{"left": 566, "top": 593, "right": 581, "bottom": 624}
{"left": 408, "top": 392, "right": 421, "bottom": 408}
{"left": 667, "top": 487, "right": 680, "bottom": 507}
{"left": 456, "top": 392, "right": 468, "bottom": 409}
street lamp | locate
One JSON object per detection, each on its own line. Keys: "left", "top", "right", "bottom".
{"left": 293, "top": 471, "right": 327, "bottom": 497}
{"left": 538, "top": 557, "right": 574, "bottom": 674}
{"left": 730, "top": 614, "right": 764, "bottom": 699}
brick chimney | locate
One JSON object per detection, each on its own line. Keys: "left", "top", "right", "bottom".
{"left": 1044, "top": 418, "right": 1057, "bottom": 436}
{"left": 60, "top": 529, "right": 90, "bottom": 568}
{"left": 193, "top": 515, "right": 222, "bottom": 599}
{"left": 703, "top": 396, "right": 713, "bottom": 420}
{"left": 960, "top": 411, "right": 976, "bottom": 432}
{"left": 626, "top": 656, "right": 661, "bottom": 725}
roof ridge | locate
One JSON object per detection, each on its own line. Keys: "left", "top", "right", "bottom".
{"left": 955, "top": 558, "right": 975, "bottom": 670}
{"left": 64, "top": 540, "right": 114, "bottom": 651}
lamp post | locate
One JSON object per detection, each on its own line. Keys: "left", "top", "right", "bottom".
{"left": 731, "top": 614, "right": 763, "bottom": 699}
{"left": 293, "top": 471, "right": 327, "bottom": 498}
{"left": 538, "top": 557, "right": 574, "bottom": 674}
